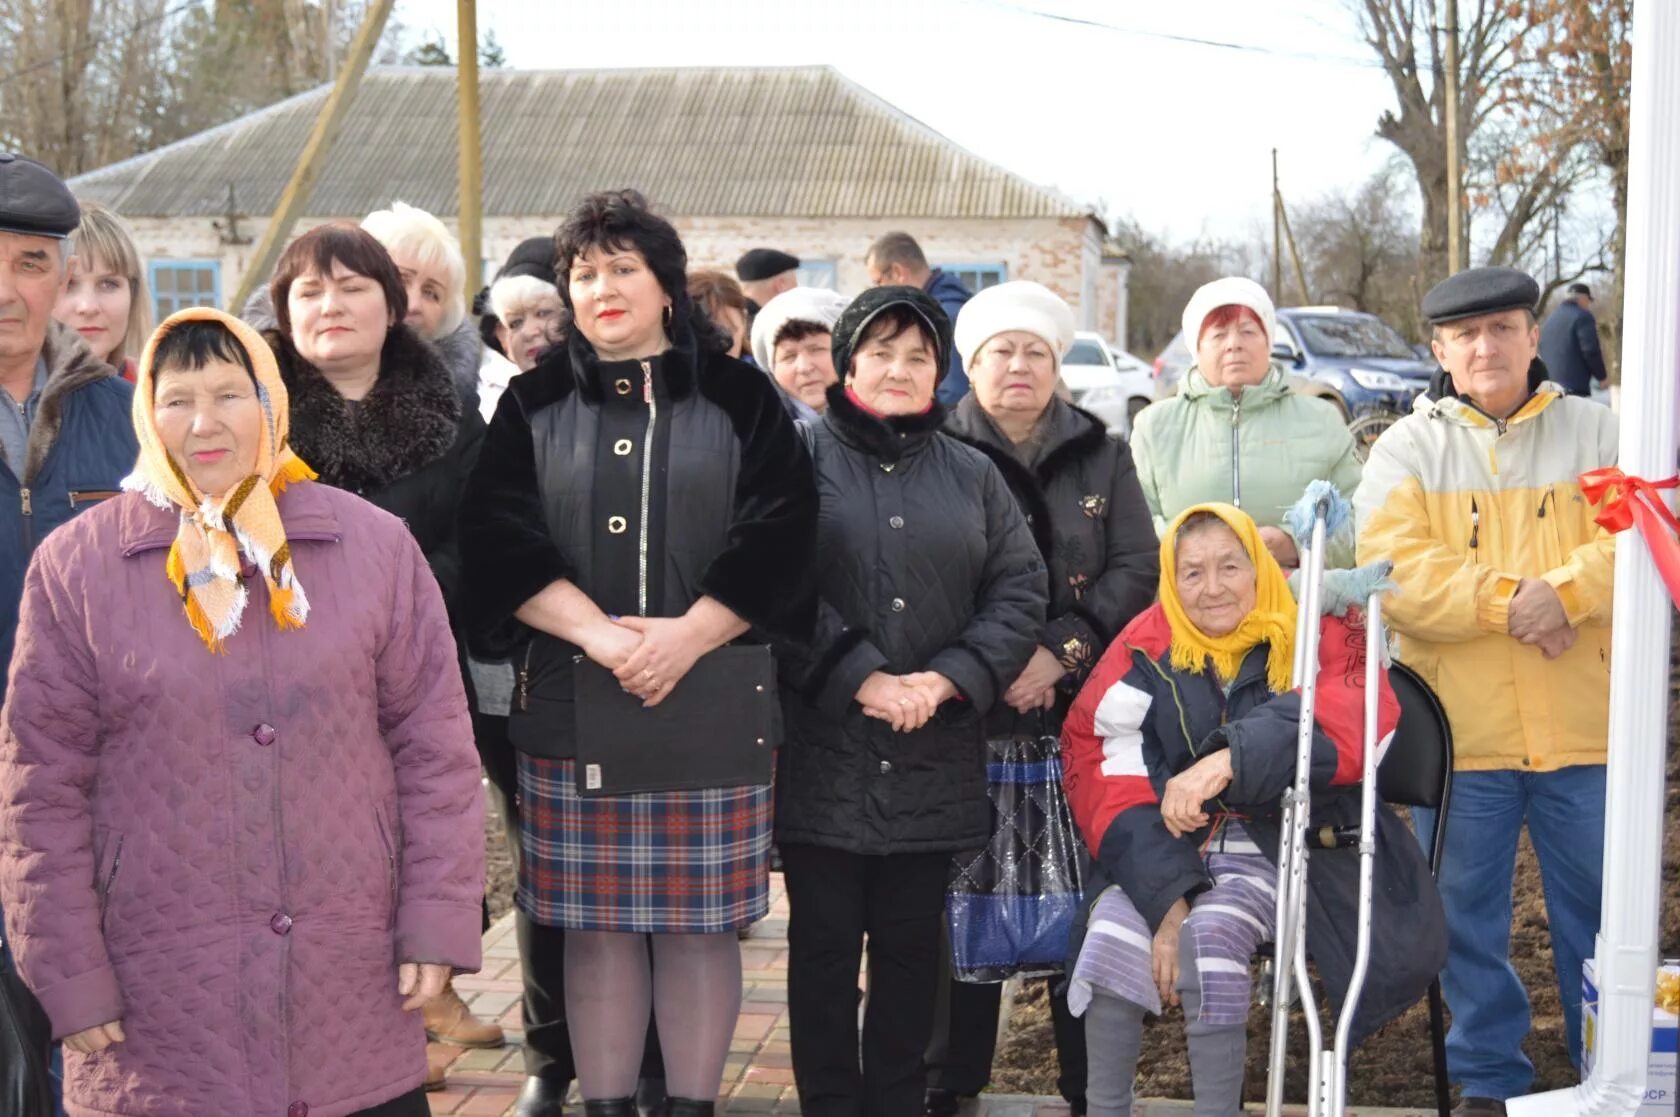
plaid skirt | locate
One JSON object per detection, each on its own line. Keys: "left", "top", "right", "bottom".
{"left": 515, "top": 754, "right": 772, "bottom": 933}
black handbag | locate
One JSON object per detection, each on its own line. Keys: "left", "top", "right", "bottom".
{"left": 0, "top": 940, "right": 55, "bottom": 1117}
{"left": 572, "top": 643, "right": 779, "bottom": 796}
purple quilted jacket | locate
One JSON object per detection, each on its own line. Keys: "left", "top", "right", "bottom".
{"left": 0, "top": 482, "right": 484, "bottom": 1117}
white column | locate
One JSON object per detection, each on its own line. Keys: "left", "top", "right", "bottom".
{"left": 1507, "top": 3, "right": 1680, "bottom": 1114}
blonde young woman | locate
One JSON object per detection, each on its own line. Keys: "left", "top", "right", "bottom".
{"left": 53, "top": 201, "right": 152, "bottom": 380}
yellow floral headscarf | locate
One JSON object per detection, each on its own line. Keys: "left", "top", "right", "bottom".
{"left": 122, "top": 307, "right": 317, "bottom": 650}
{"left": 1158, "top": 502, "right": 1297, "bottom": 692}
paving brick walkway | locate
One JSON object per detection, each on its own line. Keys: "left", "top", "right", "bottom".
{"left": 430, "top": 876, "right": 1429, "bottom": 1116}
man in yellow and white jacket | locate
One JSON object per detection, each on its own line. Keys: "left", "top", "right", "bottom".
{"left": 1355, "top": 266, "right": 1616, "bottom": 1117}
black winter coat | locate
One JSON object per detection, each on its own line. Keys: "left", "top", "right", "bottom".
{"left": 945, "top": 395, "right": 1159, "bottom": 737}
{"left": 774, "top": 386, "right": 1049, "bottom": 855}
{"left": 266, "top": 325, "right": 484, "bottom": 608}
{"left": 459, "top": 313, "right": 817, "bottom": 760}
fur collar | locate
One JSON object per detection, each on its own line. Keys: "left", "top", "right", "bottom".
{"left": 23, "top": 321, "right": 119, "bottom": 484}
{"left": 946, "top": 394, "right": 1109, "bottom": 484}
{"left": 822, "top": 383, "right": 948, "bottom": 463}
{"left": 266, "top": 325, "right": 461, "bottom": 491}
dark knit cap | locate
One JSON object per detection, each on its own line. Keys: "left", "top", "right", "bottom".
{"left": 831, "top": 285, "right": 954, "bottom": 386}
{"left": 499, "top": 236, "right": 558, "bottom": 286}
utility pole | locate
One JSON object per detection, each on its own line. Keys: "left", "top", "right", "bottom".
{"left": 1444, "top": 0, "right": 1463, "bottom": 275}
{"left": 325, "top": 0, "right": 336, "bottom": 81}
{"left": 457, "top": 0, "right": 484, "bottom": 296}
{"left": 1272, "top": 148, "right": 1283, "bottom": 302}
{"left": 227, "top": 0, "right": 395, "bottom": 314}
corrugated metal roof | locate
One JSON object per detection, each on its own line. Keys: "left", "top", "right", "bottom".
{"left": 69, "top": 65, "right": 1090, "bottom": 220}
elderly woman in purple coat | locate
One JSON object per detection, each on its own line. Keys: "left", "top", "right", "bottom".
{"left": 0, "top": 308, "right": 484, "bottom": 1117}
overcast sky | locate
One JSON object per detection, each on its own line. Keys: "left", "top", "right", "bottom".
{"left": 395, "top": 0, "right": 1420, "bottom": 244}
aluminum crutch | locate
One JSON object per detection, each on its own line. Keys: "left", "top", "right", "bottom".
{"left": 1266, "top": 495, "right": 1330, "bottom": 1117}
{"left": 1323, "top": 592, "right": 1386, "bottom": 1117}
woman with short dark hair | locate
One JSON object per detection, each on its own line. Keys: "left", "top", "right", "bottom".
{"left": 461, "top": 190, "right": 816, "bottom": 1117}
{"left": 265, "top": 224, "right": 484, "bottom": 609}
{"left": 774, "top": 285, "right": 1048, "bottom": 1117}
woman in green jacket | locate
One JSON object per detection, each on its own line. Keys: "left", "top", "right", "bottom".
{"left": 1130, "top": 277, "right": 1361, "bottom": 568}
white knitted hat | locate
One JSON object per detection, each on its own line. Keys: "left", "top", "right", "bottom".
{"left": 750, "top": 287, "right": 851, "bottom": 371}
{"left": 1181, "top": 276, "right": 1276, "bottom": 354}
{"left": 953, "top": 280, "right": 1076, "bottom": 371}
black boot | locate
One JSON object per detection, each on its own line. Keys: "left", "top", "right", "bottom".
{"left": 515, "top": 1075, "right": 569, "bottom": 1117}
{"left": 582, "top": 1097, "right": 638, "bottom": 1117}
{"left": 661, "top": 1099, "right": 715, "bottom": 1117}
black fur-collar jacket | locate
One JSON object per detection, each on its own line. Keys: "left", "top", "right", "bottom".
{"left": 458, "top": 313, "right": 818, "bottom": 759}
{"left": 265, "top": 325, "right": 485, "bottom": 607}
{"left": 945, "top": 395, "right": 1159, "bottom": 730}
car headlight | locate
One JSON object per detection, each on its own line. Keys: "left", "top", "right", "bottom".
{"left": 1080, "top": 386, "right": 1123, "bottom": 405}
{"left": 1348, "top": 368, "right": 1410, "bottom": 392}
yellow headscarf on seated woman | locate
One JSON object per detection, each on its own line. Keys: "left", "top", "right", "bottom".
{"left": 1158, "top": 502, "right": 1297, "bottom": 693}
{"left": 122, "top": 307, "right": 317, "bottom": 650}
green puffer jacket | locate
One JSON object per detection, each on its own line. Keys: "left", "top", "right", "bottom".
{"left": 1130, "top": 364, "right": 1362, "bottom": 562}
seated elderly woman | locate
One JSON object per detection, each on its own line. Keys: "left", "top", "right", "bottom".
{"left": 748, "top": 287, "right": 850, "bottom": 420}
{"left": 1059, "top": 501, "right": 1443, "bottom": 1117}
{"left": 0, "top": 309, "right": 484, "bottom": 1117}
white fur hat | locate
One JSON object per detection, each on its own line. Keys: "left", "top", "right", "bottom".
{"left": 1181, "top": 276, "right": 1276, "bottom": 354}
{"left": 953, "top": 280, "right": 1077, "bottom": 372}
{"left": 751, "top": 287, "right": 850, "bottom": 371}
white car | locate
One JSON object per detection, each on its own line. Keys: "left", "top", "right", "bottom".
{"left": 1060, "top": 332, "right": 1155, "bottom": 436}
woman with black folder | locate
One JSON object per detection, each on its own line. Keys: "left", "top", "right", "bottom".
{"left": 460, "top": 190, "right": 817, "bottom": 1117}
{"left": 773, "top": 285, "right": 1049, "bottom": 1117}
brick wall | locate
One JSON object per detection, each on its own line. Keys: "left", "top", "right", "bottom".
{"left": 127, "top": 213, "right": 1104, "bottom": 323}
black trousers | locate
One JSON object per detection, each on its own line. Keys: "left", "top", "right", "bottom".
{"left": 924, "top": 970, "right": 1087, "bottom": 1105}
{"left": 781, "top": 842, "right": 951, "bottom": 1117}
{"left": 477, "top": 710, "right": 665, "bottom": 1085}
{"left": 351, "top": 1087, "right": 429, "bottom": 1116}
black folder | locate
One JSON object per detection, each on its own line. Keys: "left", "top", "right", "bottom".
{"left": 572, "top": 644, "right": 778, "bottom": 797}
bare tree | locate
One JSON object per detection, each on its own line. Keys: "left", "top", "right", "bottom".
{"left": 1351, "top": 0, "right": 1571, "bottom": 287}
{"left": 1291, "top": 169, "right": 1426, "bottom": 337}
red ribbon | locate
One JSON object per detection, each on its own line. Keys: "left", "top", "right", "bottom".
{"left": 1578, "top": 467, "right": 1680, "bottom": 605}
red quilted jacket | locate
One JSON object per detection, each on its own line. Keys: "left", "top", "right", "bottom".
{"left": 0, "top": 482, "right": 483, "bottom": 1117}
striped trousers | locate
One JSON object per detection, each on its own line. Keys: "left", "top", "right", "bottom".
{"left": 1069, "top": 826, "right": 1276, "bottom": 1027}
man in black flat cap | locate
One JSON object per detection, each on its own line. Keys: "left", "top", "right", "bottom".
{"left": 736, "top": 248, "right": 801, "bottom": 325}
{"left": 1539, "top": 282, "right": 1610, "bottom": 398}
{"left": 0, "top": 155, "right": 136, "bottom": 703}
{"left": 1354, "top": 265, "right": 1618, "bottom": 1116}
{"left": 0, "top": 154, "right": 137, "bottom": 1108}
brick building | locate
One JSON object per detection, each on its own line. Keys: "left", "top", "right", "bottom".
{"left": 69, "top": 65, "right": 1119, "bottom": 331}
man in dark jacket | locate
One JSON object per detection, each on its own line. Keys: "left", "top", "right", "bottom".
{"left": 866, "top": 231, "right": 974, "bottom": 404}
{"left": 0, "top": 153, "right": 136, "bottom": 1109}
{"left": 1538, "top": 283, "right": 1609, "bottom": 397}
{"left": 0, "top": 155, "right": 137, "bottom": 706}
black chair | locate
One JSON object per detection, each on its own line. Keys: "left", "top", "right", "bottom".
{"left": 1377, "top": 660, "right": 1455, "bottom": 1117}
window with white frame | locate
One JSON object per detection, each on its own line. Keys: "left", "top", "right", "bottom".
{"left": 795, "top": 260, "right": 839, "bottom": 290}
{"left": 936, "top": 262, "right": 1006, "bottom": 294}
{"left": 150, "top": 260, "right": 222, "bottom": 319}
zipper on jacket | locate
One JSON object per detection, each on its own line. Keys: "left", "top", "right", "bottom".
{"left": 637, "top": 359, "right": 657, "bottom": 617}
{"left": 19, "top": 486, "right": 32, "bottom": 552}
{"left": 1229, "top": 394, "right": 1243, "bottom": 508}
{"left": 98, "top": 835, "right": 125, "bottom": 933}
{"left": 1468, "top": 496, "right": 1480, "bottom": 551}
{"left": 518, "top": 642, "right": 533, "bottom": 711}
{"left": 375, "top": 811, "right": 398, "bottom": 930}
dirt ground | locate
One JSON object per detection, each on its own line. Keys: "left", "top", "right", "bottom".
{"left": 990, "top": 637, "right": 1680, "bottom": 1107}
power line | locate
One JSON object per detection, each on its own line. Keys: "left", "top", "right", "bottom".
{"left": 963, "top": 0, "right": 1609, "bottom": 86}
